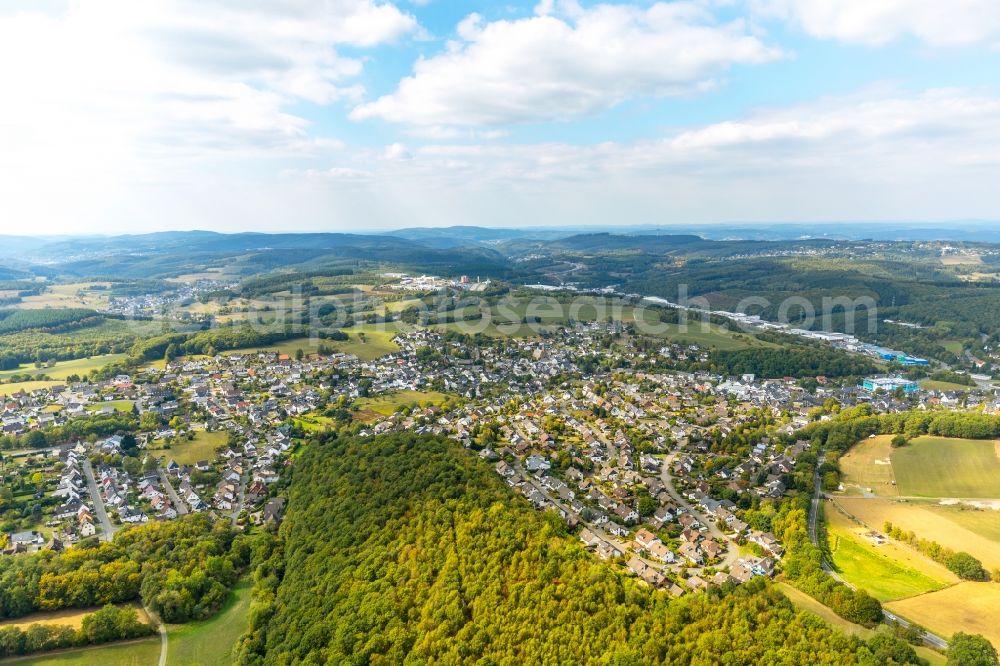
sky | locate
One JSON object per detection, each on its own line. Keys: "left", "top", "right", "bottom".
{"left": 2, "top": 0, "right": 1000, "bottom": 235}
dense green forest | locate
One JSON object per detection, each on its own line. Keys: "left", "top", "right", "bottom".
{"left": 0, "top": 308, "right": 103, "bottom": 335}
{"left": 689, "top": 346, "right": 879, "bottom": 379}
{"left": 235, "top": 433, "right": 922, "bottom": 665}
{"left": 0, "top": 514, "right": 249, "bottom": 623}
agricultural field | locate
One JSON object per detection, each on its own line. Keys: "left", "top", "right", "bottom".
{"left": 837, "top": 435, "right": 1000, "bottom": 499}
{"left": 10, "top": 283, "right": 112, "bottom": 310}
{"left": 0, "top": 354, "right": 127, "bottom": 382}
{"left": 8, "top": 639, "right": 161, "bottom": 666}
{"left": 0, "top": 605, "right": 148, "bottom": 631}
{"left": 892, "top": 437, "right": 1000, "bottom": 498}
{"left": 166, "top": 579, "right": 251, "bottom": 666}
{"left": 886, "top": 583, "right": 1000, "bottom": 651}
{"left": 353, "top": 390, "right": 449, "bottom": 422}
{"left": 148, "top": 429, "right": 228, "bottom": 466}
{"left": 824, "top": 501, "right": 954, "bottom": 601}
{"left": 0, "top": 381, "right": 62, "bottom": 396}
{"left": 836, "top": 497, "right": 1000, "bottom": 569}
{"left": 837, "top": 436, "right": 899, "bottom": 497}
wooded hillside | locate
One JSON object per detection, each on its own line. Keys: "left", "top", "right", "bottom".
{"left": 236, "top": 433, "right": 921, "bottom": 665}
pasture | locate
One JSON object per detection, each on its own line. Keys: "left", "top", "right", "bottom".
{"left": 824, "top": 502, "right": 952, "bottom": 601}
{"left": 886, "top": 582, "right": 1000, "bottom": 651}
{"left": 892, "top": 437, "right": 1000, "bottom": 498}
{"left": 0, "top": 354, "right": 126, "bottom": 382}
{"left": 836, "top": 497, "right": 1000, "bottom": 569}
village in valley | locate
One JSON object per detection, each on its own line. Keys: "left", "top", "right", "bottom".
{"left": 2, "top": 291, "right": 990, "bottom": 602}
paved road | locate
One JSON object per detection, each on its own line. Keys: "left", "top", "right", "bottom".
{"left": 81, "top": 458, "right": 116, "bottom": 541}
{"left": 806, "top": 452, "right": 949, "bottom": 651}
{"left": 660, "top": 453, "right": 738, "bottom": 569}
{"left": 158, "top": 468, "right": 189, "bottom": 515}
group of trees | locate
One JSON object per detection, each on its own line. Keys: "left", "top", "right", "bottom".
{"left": 750, "top": 496, "right": 885, "bottom": 627}
{"left": 0, "top": 413, "right": 137, "bottom": 451}
{"left": 686, "top": 346, "right": 878, "bottom": 379}
{"left": 234, "top": 432, "right": 923, "bottom": 665}
{"left": 883, "top": 523, "right": 991, "bottom": 581}
{"left": 0, "top": 514, "right": 249, "bottom": 624}
{"left": 0, "top": 605, "right": 152, "bottom": 659}
{"left": 802, "top": 406, "right": 1000, "bottom": 452}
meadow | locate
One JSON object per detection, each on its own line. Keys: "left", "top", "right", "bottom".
{"left": 148, "top": 429, "right": 228, "bottom": 466}
{"left": 892, "top": 437, "right": 1000, "bottom": 498}
{"left": 836, "top": 497, "right": 1000, "bottom": 569}
{"left": 166, "top": 579, "right": 251, "bottom": 666}
{"left": 837, "top": 435, "right": 899, "bottom": 497}
{"left": 775, "top": 583, "right": 946, "bottom": 665}
{"left": 824, "top": 502, "right": 952, "bottom": 601}
{"left": 0, "top": 354, "right": 127, "bottom": 382}
{"left": 353, "top": 390, "right": 449, "bottom": 422}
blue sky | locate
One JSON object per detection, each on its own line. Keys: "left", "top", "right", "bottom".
{"left": 2, "top": 0, "right": 1000, "bottom": 234}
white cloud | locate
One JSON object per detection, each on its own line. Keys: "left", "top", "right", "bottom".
{"left": 753, "top": 0, "right": 1000, "bottom": 46}
{"left": 351, "top": 1, "right": 781, "bottom": 126}
{"left": 0, "top": 0, "right": 418, "bottom": 231}
{"left": 382, "top": 143, "right": 414, "bottom": 160}
{"left": 302, "top": 87, "right": 1000, "bottom": 226}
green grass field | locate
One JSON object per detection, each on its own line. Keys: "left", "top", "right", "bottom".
{"left": 354, "top": 390, "right": 449, "bottom": 421}
{"left": 149, "top": 430, "right": 228, "bottom": 465}
{"left": 166, "top": 580, "right": 251, "bottom": 666}
{"left": 919, "top": 379, "right": 974, "bottom": 392}
{"left": 892, "top": 437, "right": 1000, "bottom": 498}
{"left": 0, "top": 354, "right": 127, "bottom": 382}
{"left": 8, "top": 639, "right": 161, "bottom": 666}
{"left": 85, "top": 400, "right": 134, "bottom": 414}
{"left": 825, "top": 506, "right": 950, "bottom": 601}
{"left": 226, "top": 323, "right": 407, "bottom": 362}
{"left": 293, "top": 413, "right": 337, "bottom": 432}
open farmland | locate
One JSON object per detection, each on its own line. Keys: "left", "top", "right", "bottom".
{"left": 886, "top": 583, "right": 1000, "bottom": 651}
{"left": 824, "top": 502, "right": 954, "bottom": 601}
{"left": 0, "top": 354, "right": 127, "bottom": 382}
{"left": 837, "top": 436, "right": 899, "bottom": 497}
{"left": 836, "top": 497, "right": 1000, "bottom": 569}
{"left": 892, "top": 437, "right": 1000, "bottom": 498}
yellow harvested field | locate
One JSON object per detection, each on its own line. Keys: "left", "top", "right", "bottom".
{"left": 838, "top": 436, "right": 899, "bottom": 497}
{"left": 0, "top": 380, "right": 62, "bottom": 396}
{"left": 0, "top": 604, "right": 148, "bottom": 631}
{"left": 837, "top": 498, "right": 1000, "bottom": 569}
{"left": 887, "top": 582, "right": 1000, "bottom": 650}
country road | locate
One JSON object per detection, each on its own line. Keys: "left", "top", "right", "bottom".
{"left": 144, "top": 606, "right": 168, "bottom": 666}
{"left": 81, "top": 457, "right": 116, "bottom": 541}
{"left": 806, "top": 452, "right": 949, "bottom": 651}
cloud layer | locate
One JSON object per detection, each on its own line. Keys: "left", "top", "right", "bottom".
{"left": 352, "top": 0, "right": 781, "bottom": 126}
{"left": 754, "top": 0, "right": 1000, "bottom": 46}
